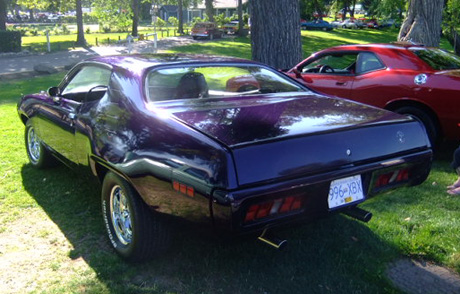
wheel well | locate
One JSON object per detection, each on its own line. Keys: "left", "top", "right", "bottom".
{"left": 94, "top": 161, "right": 109, "bottom": 183}
{"left": 20, "top": 114, "right": 28, "bottom": 125}
{"left": 385, "top": 100, "right": 442, "bottom": 137}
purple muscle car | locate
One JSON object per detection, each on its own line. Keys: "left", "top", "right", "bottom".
{"left": 17, "top": 54, "right": 432, "bottom": 261}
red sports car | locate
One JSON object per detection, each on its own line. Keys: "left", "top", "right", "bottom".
{"left": 286, "top": 43, "right": 460, "bottom": 143}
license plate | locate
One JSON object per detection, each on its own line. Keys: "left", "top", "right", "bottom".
{"left": 328, "top": 175, "right": 364, "bottom": 209}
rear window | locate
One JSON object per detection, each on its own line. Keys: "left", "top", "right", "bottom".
{"left": 145, "top": 65, "right": 304, "bottom": 102}
{"left": 412, "top": 48, "right": 460, "bottom": 70}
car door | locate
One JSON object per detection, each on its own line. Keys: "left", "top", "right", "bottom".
{"left": 40, "top": 64, "right": 112, "bottom": 164}
{"left": 293, "top": 52, "right": 357, "bottom": 98}
{"left": 348, "top": 52, "right": 393, "bottom": 108}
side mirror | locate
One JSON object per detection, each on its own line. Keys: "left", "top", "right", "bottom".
{"left": 47, "top": 86, "right": 60, "bottom": 97}
{"left": 293, "top": 68, "right": 302, "bottom": 78}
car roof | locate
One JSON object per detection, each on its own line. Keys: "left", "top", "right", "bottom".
{"left": 87, "top": 54, "right": 257, "bottom": 76}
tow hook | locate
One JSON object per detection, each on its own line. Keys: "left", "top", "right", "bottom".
{"left": 258, "top": 228, "right": 287, "bottom": 249}
{"left": 342, "top": 207, "right": 373, "bottom": 223}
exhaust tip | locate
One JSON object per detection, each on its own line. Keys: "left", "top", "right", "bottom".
{"left": 343, "top": 207, "right": 373, "bottom": 223}
{"left": 258, "top": 228, "right": 287, "bottom": 250}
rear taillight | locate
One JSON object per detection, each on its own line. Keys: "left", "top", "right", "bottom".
{"left": 374, "top": 168, "right": 410, "bottom": 188}
{"left": 244, "top": 195, "right": 303, "bottom": 223}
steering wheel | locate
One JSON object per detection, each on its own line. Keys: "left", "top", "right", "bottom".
{"left": 85, "top": 85, "right": 108, "bottom": 101}
{"left": 319, "top": 65, "right": 335, "bottom": 73}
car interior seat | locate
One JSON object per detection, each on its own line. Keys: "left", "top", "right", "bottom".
{"left": 175, "top": 72, "right": 209, "bottom": 99}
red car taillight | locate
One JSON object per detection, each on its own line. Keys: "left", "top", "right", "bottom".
{"left": 244, "top": 195, "right": 303, "bottom": 223}
{"left": 374, "top": 168, "right": 410, "bottom": 188}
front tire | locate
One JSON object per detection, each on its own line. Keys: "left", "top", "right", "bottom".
{"left": 101, "top": 172, "right": 167, "bottom": 262}
{"left": 25, "top": 122, "right": 55, "bottom": 168}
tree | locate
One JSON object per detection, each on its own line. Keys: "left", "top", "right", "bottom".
{"left": 0, "top": 0, "right": 6, "bottom": 30}
{"left": 237, "top": 0, "right": 243, "bottom": 36}
{"left": 444, "top": 0, "right": 460, "bottom": 54}
{"left": 75, "top": 0, "right": 86, "bottom": 46}
{"left": 398, "top": 0, "right": 443, "bottom": 47}
{"left": 178, "top": 0, "right": 184, "bottom": 33}
{"left": 250, "top": 0, "right": 302, "bottom": 69}
{"left": 132, "top": 0, "right": 140, "bottom": 36}
{"left": 205, "top": 0, "right": 214, "bottom": 21}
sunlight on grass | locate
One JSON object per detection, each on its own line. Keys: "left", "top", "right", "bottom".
{"left": 0, "top": 31, "right": 459, "bottom": 291}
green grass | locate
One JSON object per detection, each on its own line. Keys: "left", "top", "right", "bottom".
{"left": 169, "top": 28, "right": 454, "bottom": 59}
{"left": 1, "top": 31, "right": 459, "bottom": 293}
{"left": 21, "top": 27, "right": 181, "bottom": 53}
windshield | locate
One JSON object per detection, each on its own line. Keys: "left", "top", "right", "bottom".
{"left": 145, "top": 65, "right": 305, "bottom": 102}
{"left": 412, "top": 48, "right": 460, "bottom": 70}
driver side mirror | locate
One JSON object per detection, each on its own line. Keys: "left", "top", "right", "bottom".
{"left": 47, "top": 86, "right": 60, "bottom": 97}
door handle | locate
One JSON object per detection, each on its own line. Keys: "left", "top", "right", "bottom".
{"left": 336, "top": 81, "right": 347, "bottom": 86}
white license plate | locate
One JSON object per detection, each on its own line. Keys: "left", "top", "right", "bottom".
{"left": 328, "top": 175, "right": 364, "bottom": 209}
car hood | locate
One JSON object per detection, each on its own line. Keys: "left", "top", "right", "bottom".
{"left": 168, "top": 93, "right": 409, "bottom": 147}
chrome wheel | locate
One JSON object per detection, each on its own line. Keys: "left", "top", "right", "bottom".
{"left": 27, "top": 127, "right": 41, "bottom": 164}
{"left": 110, "top": 185, "right": 132, "bottom": 245}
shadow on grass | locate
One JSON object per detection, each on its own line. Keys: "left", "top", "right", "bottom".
{"left": 21, "top": 163, "right": 402, "bottom": 293}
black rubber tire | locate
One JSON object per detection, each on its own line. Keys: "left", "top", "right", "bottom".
{"left": 394, "top": 106, "right": 438, "bottom": 146}
{"left": 101, "top": 172, "right": 168, "bottom": 262}
{"left": 25, "top": 122, "right": 56, "bottom": 168}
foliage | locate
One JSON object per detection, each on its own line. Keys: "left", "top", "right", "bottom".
{"left": 191, "top": 16, "right": 209, "bottom": 26}
{"left": 0, "top": 30, "right": 21, "bottom": 52}
{"left": 444, "top": 0, "right": 460, "bottom": 31}
{"left": 214, "top": 13, "right": 232, "bottom": 26}
{"left": 155, "top": 17, "right": 166, "bottom": 28}
{"left": 92, "top": 0, "right": 133, "bottom": 32}
{"left": 168, "top": 16, "right": 178, "bottom": 27}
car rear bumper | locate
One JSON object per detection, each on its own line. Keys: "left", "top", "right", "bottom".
{"left": 212, "top": 149, "right": 432, "bottom": 233}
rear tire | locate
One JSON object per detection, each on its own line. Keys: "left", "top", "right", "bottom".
{"left": 394, "top": 106, "right": 438, "bottom": 146}
{"left": 101, "top": 172, "right": 168, "bottom": 262}
{"left": 25, "top": 122, "right": 56, "bottom": 168}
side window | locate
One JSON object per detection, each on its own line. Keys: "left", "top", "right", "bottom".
{"left": 356, "top": 52, "right": 384, "bottom": 74}
{"left": 61, "top": 65, "right": 112, "bottom": 101}
{"left": 301, "top": 53, "right": 358, "bottom": 74}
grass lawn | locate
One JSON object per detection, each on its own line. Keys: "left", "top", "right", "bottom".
{"left": 21, "top": 27, "right": 180, "bottom": 53}
{"left": 1, "top": 30, "right": 459, "bottom": 293}
{"left": 169, "top": 27, "right": 454, "bottom": 59}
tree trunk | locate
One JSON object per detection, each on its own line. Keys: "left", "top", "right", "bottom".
{"left": 178, "top": 0, "right": 184, "bottom": 34}
{"left": 237, "top": 0, "right": 244, "bottom": 36}
{"left": 0, "top": 0, "right": 6, "bottom": 31}
{"left": 75, "top": 0, "right": 86, "bottom": 47}
{"left": 250, "top": 0, "right": 302, "bottom": 69}
{"left": 131, "top": 0, "right": 139, "bottom": 37}
{"left": 205, "top": 0, "right": 214, "bottom": 22}
{"left": 398, "top": 0, "right": 444, "bottom": 47}
{"left": 350, "top": 0, "right": 356, "bottom": 18}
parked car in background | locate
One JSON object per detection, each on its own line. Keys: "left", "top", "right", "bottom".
{"left": 329, "top": 20, "right": 340, "bottom": 28}
{"left": 380, "top": 19, "right": 401, "bottom": 28}
{"left": 222, "top": 20, "right": 240, "bottom": 34}
{"left": 365, "top": 19, "right": 380, "bottom": 29}
{"left": 286, "top": 43, "right": 460, "bottom": 144}
{"left": 301, "top": 19, "right": 334, "bottom": 31}
{"left": 340, "top": 19, "right": 365, "bottom": 29}
{"left": 18, "top": 54, "right": 431, "bottom": 261}
{"left": 191, "top": 22, "right": 223, "bottom": 40}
